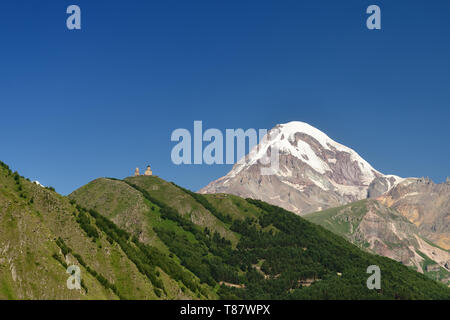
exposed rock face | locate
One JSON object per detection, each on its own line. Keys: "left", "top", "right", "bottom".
{"left": 200, "top": 121, "right": 401, "bottom": 215}
{"left": 367, "top": 176, "right": 402, "bottom": 198}
{"left": 378, "top": 178, "right": 450, "bottom": 250}
{"left": 200, "top": 121, "right": 449, "bottom": 267}
{"left": 305, "top": 200, "right": 450, "bottom": 276}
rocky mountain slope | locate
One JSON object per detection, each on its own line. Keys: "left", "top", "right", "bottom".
{"left": 199, "top": 121, "right": 449, "bottom": 285}
{"left": 377, "top": 178, "right": 450, "bottom": 251}
{"left": 304, "top": 200, "right": 449, "bottom": 285}
{"left": 200, "top": 121, "right": 402, "bottom": 215}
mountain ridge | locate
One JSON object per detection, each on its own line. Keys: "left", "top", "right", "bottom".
{"left": 377, "top": 177, "right": 450, "bottom": 250}
{"left": 200, "top": 121, "right": 403, "bottom": 215}
{"left": 198, "top": 121, "right": 449, "bottom": 284}
{"left": 304, "top": 199, "right": 450, "bottom": 285}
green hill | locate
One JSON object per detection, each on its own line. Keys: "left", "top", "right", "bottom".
{"left": 1, "top": 161, "right": 449, "bottom": 299}
{"left": 0, "top": 162, "right": 206, "bottom": 299}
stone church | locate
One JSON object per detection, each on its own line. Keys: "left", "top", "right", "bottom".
{"left": 134, "top": 165, "right": 152, "bottom": 176}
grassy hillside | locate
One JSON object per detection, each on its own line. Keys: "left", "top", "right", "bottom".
{"left": 304, "top": 200, "right": 450, "bottom": 285}
{"left": 1, "top": 160, "right": 448, "bottom": 299}
{"left": 0, "top": 162, "right": 202, "bottom": 299}
{"left": 68, "top": 174, "right": 450, "bottom": 300}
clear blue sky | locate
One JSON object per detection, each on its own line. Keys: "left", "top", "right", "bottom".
{"left": 1, "top": 0, "right": 449, "bottom": 195}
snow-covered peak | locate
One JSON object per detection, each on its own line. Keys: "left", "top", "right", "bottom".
{"left": 200, "top": 120, "right": 405, "bottom": 215}
{"left": 231, "top": 121, "right": 381, "bottom": 185}
{"left": 276, "top": 121, "right": 346, "bottom": 151}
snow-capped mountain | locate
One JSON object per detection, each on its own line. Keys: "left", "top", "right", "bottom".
{"left": 200, "top": 121, "right": 403, "bottom": 215}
